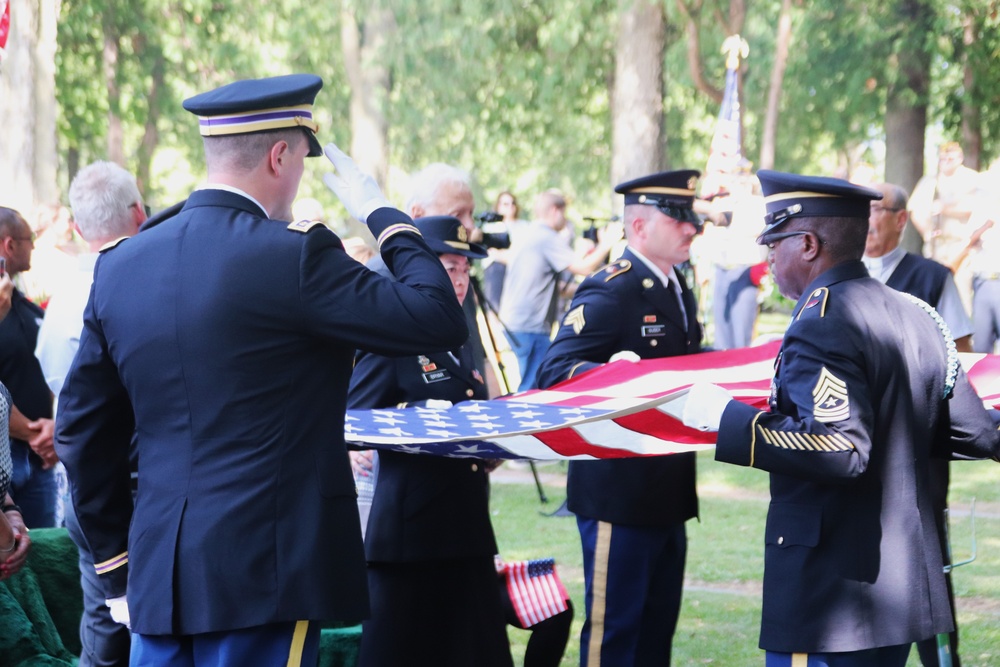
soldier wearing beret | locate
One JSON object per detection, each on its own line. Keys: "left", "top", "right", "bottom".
{"left": 55, "top": 74, "right": 469, "bottom": 666}
{"left": 683, "top": 170, "right": 1000, "bottom": 666}
{"left": 536, "top": 170, "right": 704, "bottom": 667}
{"left": 348, "top": 216, "right": 512, "bottom": 667}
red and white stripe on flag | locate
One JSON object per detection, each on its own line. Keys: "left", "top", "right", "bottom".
{"left": 346, "top": 342, "right": 1000, "bottom": 461}
{"left": 502, "top": 558, "right": 570, "bottom": 627}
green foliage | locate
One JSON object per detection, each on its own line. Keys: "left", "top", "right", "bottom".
{"left": 385, "top": 0, "right": 618, "bottom": 209}
{"left": 50, "top": 1, "right": 1000, "bottom": 210}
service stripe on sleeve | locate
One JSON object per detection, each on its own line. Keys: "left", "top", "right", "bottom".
{"left": 377, "top": 223, "right": 421, "bottom": 246}
{"left": 94, "top": 551, "right": 128, "bottom": 574}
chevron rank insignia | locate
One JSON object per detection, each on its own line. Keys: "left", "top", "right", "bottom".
{"left": 287, "top": 219, "right": 327, "bottom": 233}
{"left": 564, "top": 305, "right": 586, "bottom": 334}
{"left": 812, "top": 366, "right": 849, "bottom": 423}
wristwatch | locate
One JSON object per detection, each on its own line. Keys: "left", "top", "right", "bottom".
{"left": 1, "top": 503, "right": 22, "bottom": 514}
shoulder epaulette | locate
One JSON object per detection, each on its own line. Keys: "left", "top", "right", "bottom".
{"left": 98, "top": 237, "right": 130, "bottom": 253}
{"left": 592, "top": 259, "right": 631, "bottom": 282}
{"left": 796, "top": 287, "right": 829, "bottom": 319}
{"left": 287, "top": 219, "right": 329, "bottom": 233}
{"left": 139, "top": 200, "right": 185, "bottom": 233}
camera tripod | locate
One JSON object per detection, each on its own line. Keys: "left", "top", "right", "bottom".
{"left": 468, "top": 274, "right": 550, "bottom": 504}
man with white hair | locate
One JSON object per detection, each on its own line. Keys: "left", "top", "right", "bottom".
{"left": 36, "top": 160, "right": 146, "bottom": 667}
{"left": 37, "top": 162, "right": 147, "bottom": 397}
{"left": 406, "top": 163, "right": 480, "bottom": 237}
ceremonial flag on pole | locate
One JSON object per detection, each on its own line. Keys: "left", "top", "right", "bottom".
{"left": 345, "top": 342, "right": 1000, "bottom": 461}
{"left": 701, "top": 35, "right": 749, "bottom": 200}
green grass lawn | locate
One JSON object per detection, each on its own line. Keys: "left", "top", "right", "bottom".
{"left": 491, "top": 454, "right": 1000, "bottom": 666}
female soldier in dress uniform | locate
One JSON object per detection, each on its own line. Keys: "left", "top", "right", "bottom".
{"left": 348, "top": 216, "right": 513, "bottom": 667}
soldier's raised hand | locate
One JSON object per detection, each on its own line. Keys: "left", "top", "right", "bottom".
{"left": 322, "top": 143, "right": 391, "bottom": 224}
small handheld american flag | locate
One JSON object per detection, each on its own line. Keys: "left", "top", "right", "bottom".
{"left": 502, "top": 557, "right": 570, "bottom": 627}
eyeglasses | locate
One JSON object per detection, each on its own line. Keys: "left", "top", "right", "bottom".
{"left": 870, "top": 205, "right": 902, "bottom": 214}
{"left": 10, "top": 233, "right": 35, "bottom": 244}
{"left": 759, "top": 231, "right": 812, "bottom": 249}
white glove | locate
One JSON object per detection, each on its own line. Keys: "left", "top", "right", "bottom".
{"left": 424, "top": 399, "right": 453, "bottom": 409}
{"left": 322, "top": 143, "right": 391, "bottom": 223}
{"left": 681, "top": 382, "right": 733, "bottom": 432}
{"left": 608, "top": 350, "right": 640, "bottom": 363}
{"left": 106, "top": 595, "right": 131, "bottom": 629}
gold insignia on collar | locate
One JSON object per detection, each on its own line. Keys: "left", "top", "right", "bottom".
{"left": 563, "top": 305, "right": 586, "bottom": 334}
{"left": 812, "top": 367, "right": 849, "bottom": 423}
{"left": 457, "top": 226, "right": 468, "bottom": 243}
{"left": 642, "top": 278, "right": 654, "bottom": 289}
{"left": 287, "top": 219, "right": 326, "bottom": 233}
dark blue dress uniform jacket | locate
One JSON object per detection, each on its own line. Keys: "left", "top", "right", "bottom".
{"left": 54, "top": 189, "right": 469, "bottom": 636}
{"left": 536, "top": 247, "right": 700, "bottom": 526}
{"left": 717, "top": 261, "right": 1000, "bottom": 653}
{"left": 348, "top": 346, "right": 496, "bottom": 562}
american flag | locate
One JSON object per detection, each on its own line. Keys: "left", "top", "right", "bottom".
{"left": 501, "top": 558, "right": 570, "bottom": 628}
{"left": 344, "top": 342, "right": 1000, "bottom": 461}
{"left": 700, "top": 35, "right": 748, "bottom": 200}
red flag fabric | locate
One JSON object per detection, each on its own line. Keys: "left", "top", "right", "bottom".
{"left": 345, "top": 343, "right": 1000, "bottom": 461}
{"left": 0, "top": 1, "right": 10, "bottom": 52}
{"left": 502, "top": 558, "right": 570, "bottom": 627}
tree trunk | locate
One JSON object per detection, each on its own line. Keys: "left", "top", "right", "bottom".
{"left": 103, "top": 12, "right": 124, "bottom": 166}
{"left": 0, "top": 0, "right": 60, "bottom": 215}
{"left": 675, "top": 0, "right": 722, "bottom": 104}
{"left": 33, "top": 0, "right": 58, "bottom": 204}
{"left": 341, "top": 5, "right": 394, "bottom": 191}
{"left": 611, "top": 0, "right": 665, "bottom": 190}
{"left": 959, "top": 13, "right": 981, "bottom": 170}
{"left": 884, "top": 0, "right": 933, "bottom": 255}
{"left": 760, "top": 0, "right": 793, "bottom": 170}
{"left": 136, "top": 48, "right": 165, "bottom": 199}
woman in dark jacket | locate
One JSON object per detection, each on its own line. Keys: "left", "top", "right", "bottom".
{"left": 348, "top": 216, "right": 512, "bottom": 667}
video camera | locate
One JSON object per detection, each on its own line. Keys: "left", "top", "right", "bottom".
{"left": 581, "top": 215, "right": 621, "bottom": 244}
{"left": 475, "top": 211, "right": 511, "bottom": 250}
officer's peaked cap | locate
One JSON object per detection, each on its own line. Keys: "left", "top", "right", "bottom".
{"left": 757, "top": 169, "right": 882, "bottom": 238}
{"left": 414, "top": 216, "right": 488, "bottom": 259}
{"left": 183, "top": 74, "right": 324, "bottom": 157}
{"left": 615, "top": 170, "right": 702, "bottom": 226}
